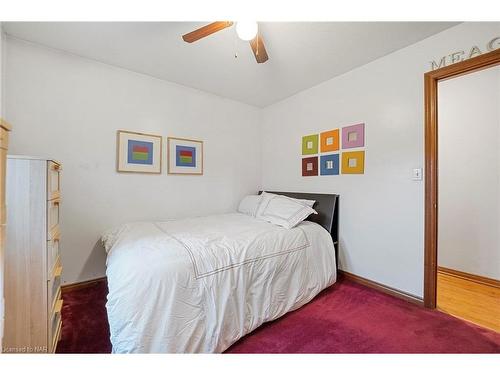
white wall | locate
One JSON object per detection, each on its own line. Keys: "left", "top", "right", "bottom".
{"left": 261, "top": 22, "right": 500, "bottom": 298}
{"left": 438, "top": 66, "right": 500, "bottom": 280}
{"left": 0, "top": 21, "right": 5, "bottom": 350}
{"left": 4, "top": 37, "right": 262, "bottom": 284}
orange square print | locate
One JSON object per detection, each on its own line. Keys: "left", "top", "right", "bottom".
{"left": 341, "top": 151, "right": 365, "bottom": 174}
{"left": 320, "top": 129, "right": 339, "bottom": 152}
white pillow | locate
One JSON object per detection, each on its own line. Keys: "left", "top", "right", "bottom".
{"left": 237, "top": 195, "right": 262, "bottom": 217}
{"left": 261, "top": 194, "right": 315, "bottom": 208}
{"left": 256, "top": 192, "right": 315, "bottom": 212}
{"left": 256, "top": 192, "right": 317, "bottom": 229}
{"left": 295, "top": 197, "right": 315, "bottom": 208}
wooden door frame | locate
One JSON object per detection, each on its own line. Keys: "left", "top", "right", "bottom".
{"left": 424, "top": 48, "right": 500, "bottom": 308}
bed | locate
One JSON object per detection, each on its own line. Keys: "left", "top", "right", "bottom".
{"left": 102, "top": 191, "right": 339, "bottom": 353}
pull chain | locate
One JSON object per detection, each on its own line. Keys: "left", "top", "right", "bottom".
{"left": 234, "top": 28, "right": 238, "bottom": 59}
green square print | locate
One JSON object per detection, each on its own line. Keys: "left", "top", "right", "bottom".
{"left": 302, "top": 134, "right": 319, "bottom": 155}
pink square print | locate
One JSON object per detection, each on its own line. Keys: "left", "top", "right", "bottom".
{"left": 342, "top": 123, "right": 365, "bottom": 149}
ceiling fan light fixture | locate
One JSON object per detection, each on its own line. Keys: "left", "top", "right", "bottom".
{"left": 236, "top": 21, "right": 258, "bottom": 41}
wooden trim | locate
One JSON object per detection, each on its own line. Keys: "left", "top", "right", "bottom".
{"left": 167, "top": 136, "right": 204, "bottom": 175}
{"left": 438, "top": 266, "right": 500, "bottom": 289}
{"left": 0, "top": 117, "right": 12, "bottom": 131}
{"left": 61, "top": 277, "right": 107, "bottom": 294}
{"left": 425, "top": 49, "right": 500, "bottom": 81}
{"left": 424, "top": 49, "right": 500, "bottom": 309}
{"left": 339, "top": 270, "right": 424, "bottom": 307}
{"left": 424, "top": 69, "right": 438, "bottom": 309}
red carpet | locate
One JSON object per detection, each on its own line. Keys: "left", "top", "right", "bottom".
{"left": 56, "top": 278, "right": 500, "bottom": 354}
{"left": 57, "top": 280, "right": 112, "bottom": 353}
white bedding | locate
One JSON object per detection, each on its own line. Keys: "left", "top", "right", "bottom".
{"left": 102, "top": 213, "right": 336, "bottom": 353}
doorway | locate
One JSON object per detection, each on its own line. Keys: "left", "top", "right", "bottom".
{"left": 437, "top": 64, "right": 500, "bottom": 331}
{"left": 423, "top": 49, "right": 500, "bottom": 327}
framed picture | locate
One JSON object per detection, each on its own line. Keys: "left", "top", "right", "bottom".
{"left": 341, "top": 123, "right": 365, "bottom": 149}
{"left": 167, "top": 137, "right": 203, "bottom": 175}
{"left": 320, "top": 129, "right": 340, "bottom": 152}
{"left": 116, "top": 130, "right": 162, "bottom": 174}
{"left": 301, "top": 156, "right": 318, "bottom": 176}
{"left": 301, "top": 134, "right": 319, "bottom": 155}
{"left": 341, "top": 150, "right": 365, "bottom": 174}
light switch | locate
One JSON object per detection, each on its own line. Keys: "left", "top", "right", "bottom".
{"left": 412, "top": 168, "right": 423, "bottom": 181}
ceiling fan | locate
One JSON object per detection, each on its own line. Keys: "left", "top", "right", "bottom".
{"left": 182, "top": 21, "right": 269, "bottom": 64}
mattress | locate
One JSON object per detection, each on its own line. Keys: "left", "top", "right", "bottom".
{"left": 102, "top": 212, "right": 337, "bottom": 353}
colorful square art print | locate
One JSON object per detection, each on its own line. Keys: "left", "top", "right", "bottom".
{"left": 117, "top": 130, "right": 162, "bottom": 173}
{"left": 342, "top": 123, "right": 365, "bottom": 149}
{"left": 302, "top": 134, "right": 319, "bottom": 155}
{"left": 128, "top": 140, "right": 153, "bottom": 165}
{"left": 320, "top": 154, "right": 340, "bottom": 175}
{"left": 341, "top": 151, "right": 365, "bottom": 174}
{"left": 168, "top": 137, "right": 203, "bottom": 175}
{"left": 176, "top": 145, "right": 196, "bottom": 167}
{"left": 320, "top": 129, "right": 340, "bottom": 152}
{"left": 302, "top": 156, "right": 318, "bottom": 176}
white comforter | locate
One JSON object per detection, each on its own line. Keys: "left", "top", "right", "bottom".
{"left": 102, "top": 213, "right": 336, "bottom": 353}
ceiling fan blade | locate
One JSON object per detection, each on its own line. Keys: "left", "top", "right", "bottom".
{"left": 249, "top": 34, "right": 269, "bottom": 63}
{"left": 182, "top": 21, "right": 233, "bottom": 43}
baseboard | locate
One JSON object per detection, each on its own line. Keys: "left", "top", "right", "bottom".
{"left": 63, "top": 273, "right": 426, "bottom": 307}
{"left": 61, "top": 277, "right": 107, "bottom": 293}
{"left": 339, "top": 270, "right": 424, "bottom": 307}
{"left": 437, "top": 266, "right": 500, "bottom": 289}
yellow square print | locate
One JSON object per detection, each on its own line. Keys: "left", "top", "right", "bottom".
{"left": 342, "top": 151, "right": 365, "bottom": 174}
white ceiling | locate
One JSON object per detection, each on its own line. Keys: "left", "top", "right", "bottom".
{"left": 3, "top": 22, "right": 459, "bottom": 107}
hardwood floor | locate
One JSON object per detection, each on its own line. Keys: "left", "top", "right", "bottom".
{"left": 437, "top": 270, "right": 500, "bottom": 332}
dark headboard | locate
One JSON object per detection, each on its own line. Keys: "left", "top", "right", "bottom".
{"left": 258, "top": 191, "right": 339, "bottom": 264}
